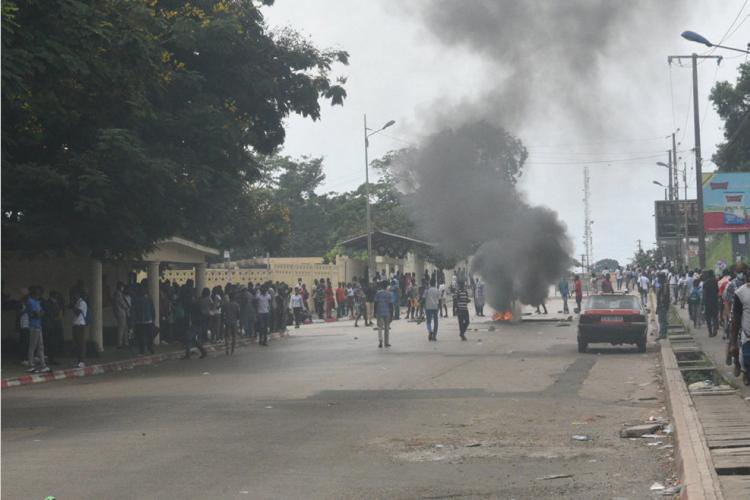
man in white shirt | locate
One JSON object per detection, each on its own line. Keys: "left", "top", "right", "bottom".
{"left": 638, "top": 274, "right": 650, "bottom": 305}
{"left": 256, "top": 286, "right": 271, "bottom": 345}
{"left": 71, "top": 291, "right": 88, "bottom": 367}
{"left": 668, "top": 271, "right": 679, "bottom": 305}
{"left": 290, "top": 287, "right": 304, "bottom": 328}
{"left": 423, "top": 279, "right": 441, "bottom": 341}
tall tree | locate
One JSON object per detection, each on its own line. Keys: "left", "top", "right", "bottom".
{"left": 710, "top": 62, "right": 750, "bottom": 172}
{"left": 2, "top": 0, "right": 348, "bottom": 257}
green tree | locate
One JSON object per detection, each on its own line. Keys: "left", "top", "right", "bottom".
{"left": 593, "top": 258, "right": 620, "bottom": 273}
{"left": 710, "top": 62, "right": 750, "bottom": 171}
{"left": 2, "top": 0, "right": 348, "bottom": 258}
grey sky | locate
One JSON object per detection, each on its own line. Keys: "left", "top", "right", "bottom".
{"left": 263, "top": 1, "right": 749, "bottom": 264}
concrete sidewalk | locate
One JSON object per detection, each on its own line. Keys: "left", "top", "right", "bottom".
{"left": 673, "top": 305, "right": 750, "bottom": 397}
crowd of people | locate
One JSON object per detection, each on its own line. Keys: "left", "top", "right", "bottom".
{"left": 595, "top": 263, "right": 750, "bottom": 386}
{"left": 21, "top": 261, "right": 750, "bottom": 385}
{"left": 11, "top": 267, "right": 492, "bottom": 371}
{"left": 11, "top": 282, "right": 90, "bottom": 373}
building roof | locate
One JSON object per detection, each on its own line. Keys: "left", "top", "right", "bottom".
{"left": 339, "top": 230, "right": 435, "bottom": 258}
{"left": 142, "top": 237, "right": 221, "bottom": 264}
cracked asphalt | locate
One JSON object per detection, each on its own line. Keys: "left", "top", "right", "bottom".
{"left": 2, "top": 302, "right": 673, "bottom": 499}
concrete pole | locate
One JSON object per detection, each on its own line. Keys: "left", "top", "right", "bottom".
{"left": 148, "top": 261, "right": 160, "bottom": 343}
{"left": 91, "top": 259, "right": 103, "bottom": 352}
{"left": 692, "top": 53, "right": 706, "bottom": 268}
{"left": 364, "top": 114, "right": 375, "bottom": 282}
{"left": 667, "top": 150, "right": 673, "bottom": 200}
{"left": 196, "top": 262, "right": 207, "bottom": 295}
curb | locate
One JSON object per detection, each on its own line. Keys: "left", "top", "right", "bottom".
{"left": 1, "top": 331, "right": 287, "bottom": 389}
{"left": 661, "top": 341, "right": 724, "bottom": 500}
{"left": 661, "top": 308, "right": 724, "bottom": 500}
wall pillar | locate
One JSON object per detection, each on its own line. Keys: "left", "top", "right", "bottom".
{"left": 148, "top": 261, "right": 160, "bottom": 343}
{"left": 196, "top": 262, "right": 207, "bottom": 295}
{"left": 91, "top": 259, "right": 104, "bottom": 352}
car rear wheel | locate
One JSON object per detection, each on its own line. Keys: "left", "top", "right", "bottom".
{"left": 577, "top": 339, "right": 588, "bottom": 353}
{"left": 636, "top": 337, "right": 646, "bottom": 353}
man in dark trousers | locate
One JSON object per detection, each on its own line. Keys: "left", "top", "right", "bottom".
{"left": 131, "top": 283, "right": 156, "bottom": 355}
{"left": 455, "top": 281, "right": 471, "bottom": 340}
{"left": 656, "top": 272, "right": 671, "bottom": 340}
{"left": 374, "top": 281, "right": 393, "bottom": 348}
{"left": 702, "top": 270, "right": 720, "bottom": 338}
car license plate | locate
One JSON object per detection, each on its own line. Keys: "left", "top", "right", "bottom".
{"left": 601, "top": 316, "right": 623, "bottom": 323}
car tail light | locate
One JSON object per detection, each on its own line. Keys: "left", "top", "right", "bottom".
{"left": 579, "top": 314, "right": 600, "bottom": 324}
{"left": 624, "top": 313, "right": 646, "bottom": 323}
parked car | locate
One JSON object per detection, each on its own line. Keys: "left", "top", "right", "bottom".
{"left": 577, "top": 293, "right": 648, "bottom": 353}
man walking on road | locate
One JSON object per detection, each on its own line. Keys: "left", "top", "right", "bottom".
{"left": 374, "top": 281, "right": 393, "bottom": 348}
{"left": 424, "top": 279, "right": 440, "bottom": 341}
{"left": 257, "top": 286, "right": 271, "bottom": 346}
{"left": 559, "top": 276, "right": 570, "bottom": 314}
{"left": 656, "top": 273, "right": 670, "bottom": 340}
{"left": 574, "top": 275, "right": 583, "bottom": 313}
{"left": 455, "top": 281, "right": 471, "bottom": 341}
{"left": 703, "top": 270, "right": 720, "bottom": 338}
{"left": 638, "top": 273, "right": 650, "bottom": 306}
{"left": 290, "top": 287, "right": 304, "bottom": 328}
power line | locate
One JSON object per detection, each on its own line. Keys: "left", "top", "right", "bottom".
{"left": 526, "top": 136, "right": 665, "bottom": 148}
{"left": 526, "top": 153, "right": 665, "bottom": 166}
{"left": 705, "top": 0, "right": 748, "bottom": 55}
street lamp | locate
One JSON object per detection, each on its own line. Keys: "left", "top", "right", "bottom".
{"left": 363, "top": 115, "right": 395, "bottom": 282}
{"left": 653, "top": 180, "right": 667, "bottom": 200}
{"left": 682, "top": 30, "right": 750, "bottom": 54}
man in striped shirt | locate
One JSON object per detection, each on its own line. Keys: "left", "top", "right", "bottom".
{"left": 454, "top": 282, "right": 471, "bottom": 340}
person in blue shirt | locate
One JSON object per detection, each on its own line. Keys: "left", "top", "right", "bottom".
{"left": 375, "top": 281, "right": 394, "bottom": 348}
{"left": 558, "top": 276, "right": 570, "bottom": 314}
{"left": 390, "top": 280, "right": 400, "bottom": 320}
{"left": 26, "top": 286, "right": 50, "bottom": 373}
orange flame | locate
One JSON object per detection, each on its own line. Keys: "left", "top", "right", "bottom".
{"left": 494, "top": 311, "right": 513, "bottom": 321}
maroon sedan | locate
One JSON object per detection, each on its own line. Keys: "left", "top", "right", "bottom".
{"left": 577, "top": 294, "right": 648, "bottom": 353}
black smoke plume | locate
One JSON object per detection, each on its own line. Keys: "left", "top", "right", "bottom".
{"left": 391, "top": 121, "right": 572, "bottom": 310}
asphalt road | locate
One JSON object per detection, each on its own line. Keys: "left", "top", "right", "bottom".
{"left": 2, "top": 303, "right": 673, "bottom": 499}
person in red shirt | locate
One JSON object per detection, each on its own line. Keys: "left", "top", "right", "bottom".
{"left": 574, "top": 275, "right": 583, "bottom": 313}
{"left": 336, "top": 283, "right": 346, "bottom": 318}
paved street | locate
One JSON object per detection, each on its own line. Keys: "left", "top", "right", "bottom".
{"left": 3, "top": 303, "right": 673, "bottom": 499}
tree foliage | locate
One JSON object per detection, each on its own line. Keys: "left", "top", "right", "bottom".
{"left": 593, "top": 258, "right": 619, "bottom": 273}
{"left": 710, "top": 62, "right": 750, "bottom": 172}
{"left": 2, "top": 0, "right": 348, "bottom": 258}
{"left": 245, "top": 154, "right": 417, "bottom": 259}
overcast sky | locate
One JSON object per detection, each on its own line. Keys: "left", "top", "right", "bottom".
{"left": 263, "top": 1, "right": 749, "bottom": 265}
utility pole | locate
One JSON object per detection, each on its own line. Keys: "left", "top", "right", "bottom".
{"left": 672, "top": 132, "right": 679, "bottom": 200}
{"left": 363, "top": 114, "right": 374, "bottom": 280}
{"left": 667, "top": 53, "right": 722, "bottom": 268}
{"left": 667, "top": 150, "right": 673, "bottom": 200}
{"left": 583, "top": 166, "right": 593, "bottom": 273}
{"left": 637, "top": 239, "right": 642, "bottom": 252}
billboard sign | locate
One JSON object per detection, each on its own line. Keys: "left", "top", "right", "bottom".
{"left": 703, "top": 172, "right": 750, "bottom": 233}
{"left": 655, "top": 200, "right": 699, "bottom": 239}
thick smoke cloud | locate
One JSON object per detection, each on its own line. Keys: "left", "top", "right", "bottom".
{"left": 409, "top": 0, "right": 683, "bottom": 135}
{"left": 388, "top": 1, "right": 683, "bottom": 309}
{"left": 392, "top": 121, "right": 572, "bottom": 310}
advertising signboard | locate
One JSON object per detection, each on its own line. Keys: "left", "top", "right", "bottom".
{"left": 703, "top": 172, "right": 750, "bottom": 233}
{"left": 655, "top": 200, "right": 699, "bottom": 239}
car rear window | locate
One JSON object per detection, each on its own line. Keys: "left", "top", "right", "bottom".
{"left": 584, "top": 295, "right": 641, "bottom": 310}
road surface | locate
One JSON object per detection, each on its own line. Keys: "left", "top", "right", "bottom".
{"left": 2, "top": 304, "right": 673, "bottom": 499}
